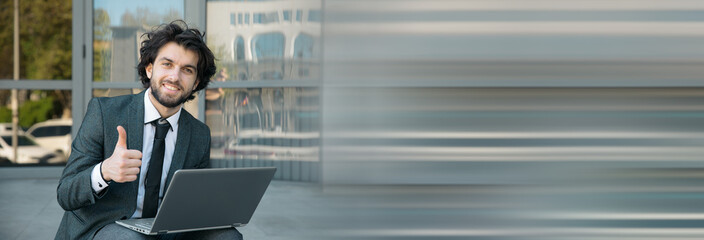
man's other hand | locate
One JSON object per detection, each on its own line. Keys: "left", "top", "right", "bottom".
{"left": 101, "top": 126, "right": 143, "bottom": 182}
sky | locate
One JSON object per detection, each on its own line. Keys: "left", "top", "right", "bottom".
{"left": 94, "top": 0, "right": 185, "bottom": 26}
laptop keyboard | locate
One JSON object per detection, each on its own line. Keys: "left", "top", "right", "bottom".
{"left": 134, "top": 220, "right": 154, "bottom": 230}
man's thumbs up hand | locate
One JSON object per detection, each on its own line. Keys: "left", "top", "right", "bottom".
{"left": 101, "top": 126, "right": 143, "bottom": 183}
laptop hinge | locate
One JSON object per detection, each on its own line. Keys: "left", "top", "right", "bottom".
{"left": 158, "top": 230, "right": 168, "bottom": 234}
{"left": 232, "top": 223, "right": 245, "bottom": 227}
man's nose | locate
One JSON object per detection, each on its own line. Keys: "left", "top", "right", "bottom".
{"left": 165, "top": 68, "right": 180, "bottom": 80}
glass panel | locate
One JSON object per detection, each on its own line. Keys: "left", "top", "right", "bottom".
{"left": 252, "top": 11, "right": 279, "bottom": 24}
{"left": 0, "top": 89, "right": 72, "bottom": 166}
{"left": 0, "top": 1, "right": 12, "bottom": 79}
{"left": 92, "top": 88, "right": 143, "bottom": 98}
{"left": 232, "top": 37, "right": 247, "bottom": 80}
{"left": 252, "top": 33, "right": 285, "bottom": 80}
{"left": 234, "top": 37, "right": 245, "bottom": 62}
{"left": 93, "top": 0, "right": 185, "bottom": 82}
{"left": 1, "top": 136, "right": 37, "bottom": 147}
{"left": 253, "top": 13, "right": 263, "bottom": 24}
{"left": 294, "top": 34, "right": 314, "bottom": 59}
{"left": 253, "top": 33, "right": 284, "bottom": 59}
{"left": 206, "top": 88, "right": 320, "bottom": 174}
{"left": 283, "top": 10, "right": 291, "bottom": 22}
{"left": 207, "top": 0, "right": 322, "bottom": 81}
{"left": 0, "top": 0, "right": 72, "bottom": 80}
{"left": 307, "top": 9, "right": 321, "bottom": 22}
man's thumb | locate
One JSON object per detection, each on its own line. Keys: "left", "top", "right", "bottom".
{"left": 116, "top": 125, "right": 127, "bottom": 148}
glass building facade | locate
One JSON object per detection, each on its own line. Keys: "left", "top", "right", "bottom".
{"left": 1, "top": 0, "right": 703, "bottom": 182}
{"left": 2, "top": 0, "right": 704, "bottom": 238}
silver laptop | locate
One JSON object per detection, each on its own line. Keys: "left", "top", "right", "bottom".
{"left": 115, "top": 167, "right": 276, "bottom": 235}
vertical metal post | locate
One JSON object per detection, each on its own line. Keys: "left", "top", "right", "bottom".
{"left": 185, "top": 0, "right": 207, "bottom": 121}
{"left": 11, "top": 0, "right": 20, "bottom": 163}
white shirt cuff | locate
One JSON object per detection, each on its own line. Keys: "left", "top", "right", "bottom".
{"left": 91, "top": 162, "right": 109, "bottom": 193}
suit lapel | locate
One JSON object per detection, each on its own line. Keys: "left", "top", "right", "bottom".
{"left": 127, "top": 90, "right": 145, "bottom": 204}
{"left": 165, "top": 113, "right": 191, "bottom": 190}
{"left": 127, "top": 90, "right": 145, "bottom": 159}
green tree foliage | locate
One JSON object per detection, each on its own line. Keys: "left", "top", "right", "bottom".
{"left": 0, "top": 0, "right": 15, "bottom": 79}
{"left": 0, "top": 0, "right": 72, "bottom": 126}
{"left": 94, "top": 8, "right": 111, "bottom": 41}
{"left": 18, "top": 96, "right": 55, "bottom": 128}
{"left": 17, "top": 0, "right": 73, "bottom": 80}
{"left": 0, "top": 107, "right": 10, "bottom": 123}
{"left": 93, "top": 8, "right": 111, "bottom": 82}
{"left": 0, "top": 95, "right": 55, "bottom": 128}
{"left": 0, "top": 0, "right": 72, "bottom": 79}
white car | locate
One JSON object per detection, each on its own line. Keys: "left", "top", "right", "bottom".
{"left": 0, "top": 123, "right": 25, "bottom": 135}
{"left": 26, "top": 119, "right": 72, "bottom": 157}
{"left": 0, "top": 134, "right": 65, "bottom": 164}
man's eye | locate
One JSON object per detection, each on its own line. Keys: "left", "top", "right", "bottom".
{"left": 162, "top": 62, "right": 171, "bottom": 67}
{"left": 184, "top": 69, "right": 194, "bottom": 74}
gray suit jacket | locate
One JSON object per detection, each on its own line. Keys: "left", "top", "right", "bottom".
{"left": 55, "top": 90, "right": 211, "bottom": 240}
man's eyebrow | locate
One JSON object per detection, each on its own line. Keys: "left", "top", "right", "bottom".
{"left": 157, "top": 57, "right": 173, "bottom": 63}
{"left": 184, "top": 64, "right": 197, "bottom": 71}
{"left": 157, "top": 57, "right": 197, "bottom": 71}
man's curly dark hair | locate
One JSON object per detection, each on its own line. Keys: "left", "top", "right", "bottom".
{"left": 137, "top": 20, "right": 216, "bottom": 101}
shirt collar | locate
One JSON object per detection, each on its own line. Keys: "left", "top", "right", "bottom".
{"left": 144, "top": 88, "right": 181, "bottom": 130}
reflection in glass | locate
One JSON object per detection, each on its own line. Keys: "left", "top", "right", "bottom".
{"left": 93, "top": 0, "right": 184, "bottom": 82}
{"left": 253, "top": 33, "right": 284, "bottom": 59}
{"left": 294, "top": 34, "right": 314, "bottom": 59}
{"left": 308, "top": 9, "right": 321, "bottom": 22}
{"left": 235, "top": 36, "right": 246, "bottom": 62}
{"left": 0, "top": 0, "right": 10, "bottom": 79}
{"left": 0, "top": 90, "right": 71, "bottom": 166}
{"left": 1, "top": 135, "right": 37, "bottom": 146}
{"left": 92, "top": 88, "right": 143, "bottom": 98}
{"left": 253, "top": 33, "right": 285, "bottom": 80}
{"left": 206, "top": 88, "right": 320, "bottom": 181}
{"left": 0, "top": 0, "right": 72, "bottom": 80}
{"left": 253, "top": 12, "right": 279, "bottom": 24}
{"left": 233, "top": 37, "right": 248, "bottom": 80}
{"left": 283, "top": 10, "right": 292, "bottom": 22}
{"left": 206, "top": 0, "right": 322, "bottom": 81}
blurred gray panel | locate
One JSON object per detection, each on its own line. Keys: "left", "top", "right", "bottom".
{"left": 322, "top": 0, "right": 704, "bottom": 187}
{"left": 301, "top": 161, "right": 310, "bottom": 182}
{"left": 236, "top": 158, "right": 245, "bottom": 168}
{"left": 292, "top": 160, "right": 301, "bottom": 181}
{"left": 282, "top": 160, "right": 292, "bottom": 180}
{"left": 324, "top": 60, "right": 704, "bottom": 87}
{"left": 274, "top": 160, "right": 283, "bottom": 180}
{"left": 321, "top": 87, "right": 704, "bottom": 184}
{"left": 109, "top": 27, "right": 139, "bottom": 83}
{"left": 310, "top": 162, "right": 319, "bottom": 182}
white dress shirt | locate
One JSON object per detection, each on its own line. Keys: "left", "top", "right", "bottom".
{"left": 90, "top": 88, "right": 181, "bottom": 219}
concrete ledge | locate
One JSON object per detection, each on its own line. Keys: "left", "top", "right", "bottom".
{"left": 0, "top": 166, "right": 64, "bottom": 179}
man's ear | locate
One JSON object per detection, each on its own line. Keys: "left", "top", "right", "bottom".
{"left": 193, "top": 79, "right": 200, "bottom": 91}
{"left": 145, "top": 63, "right": 153, "bottom": 79}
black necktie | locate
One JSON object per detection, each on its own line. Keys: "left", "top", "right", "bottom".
{"left": 143, "top": 119, "right": 170, "bottom": 218}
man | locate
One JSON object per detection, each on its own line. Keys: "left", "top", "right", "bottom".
{"left": 55, "top": 21, "right": 242, "bottom": 240}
